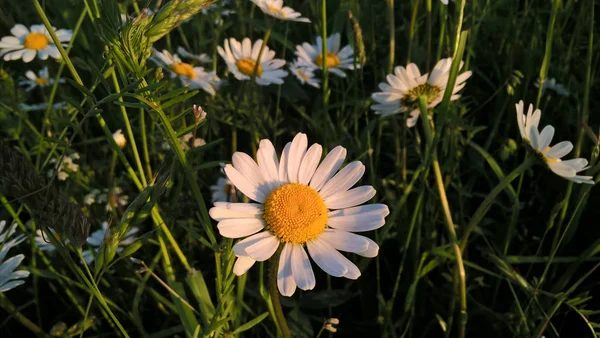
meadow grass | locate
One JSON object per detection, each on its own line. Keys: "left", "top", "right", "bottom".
{"left": 0, "top": 0, "right": 599, "bottom": 337}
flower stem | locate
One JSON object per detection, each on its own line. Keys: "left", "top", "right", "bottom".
{"left": 418, "top": 97, "right": 466, "bottom": 338}
{"left": 321, "top": 0, "right": 329, "bottom": 107}
{"left": 269, "top": 245, "right": 291, "bottom": 338}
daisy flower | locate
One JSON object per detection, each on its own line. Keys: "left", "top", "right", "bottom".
{"left": 218, "top": 37, "right": 288, "bottom": 86}
{"left": 209, "top": 133, "right": 389, "bottom": 296}
{"left": 0, "top": 220, "right": 29, "bottom": 293}
{"left": 535, "top": 78, "right": 569, "bottom": 97}
{"left": 289, "top": 62, "right": 320, "bottom": 88}
{"left": 151, "top": 49, "right": 220, "bottom": 95}
{"left": 516, "top": 101, "right": 594, "bottom": 184}
{"left": 19, "top": 102, "right": 68, "bottom": 112}
{"left": 18, "top": 67, "right": 65, "bottom": 92}
{"left": 83, "top": 222, "right": 139, "bottom": 264}
{"left": 371, "top": 57, "right": 472, "bottom": 127}
{"left": 211, "top": 176, "right": 239, "bottom": 203}
{"left": 251, "top": 0, "right": 310, "bottom": 23}
{"left": 295, "top": 33, "right": 357, "bottom": 78}
{"left": 0, "top": 24, "right": 72, "bottom": 63}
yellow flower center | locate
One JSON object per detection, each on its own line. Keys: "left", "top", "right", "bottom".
{"left": 23, "top": 32, "right": 50, "bottom": 50}
{"left": 314, "top": 52, "right": 340, "bottom": 68}
{"left": 543, "top": 146, "right": 559, "bottom": 163}
{"left": 171, "top": 63, "right": 196, "bottom": 79}
{"left": 263, "top": 183, "right": 328, "bottom": 244}
{"left": 236, "top": 58, "right": 262, "bottom": 76}
{"left": 268, "top": 5, "right": 286, "bottom": 17}
{"left": 35, "top": 77, "right": 49, "bottom": 85}
{"left": 401, "top": 83, "right": 442, "bottom": 111}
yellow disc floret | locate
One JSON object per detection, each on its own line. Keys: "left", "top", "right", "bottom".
{"left": 35, "top": 77, "right": 49, "bottom": 85}
{"left": 263, "top": 183, "right": 328, "bottom": 244}
{"left": 24, "top": 32, "right": 50, "bottom": 50}
{"left": 171, "top": 63, "right": 197, "bottom": 79}
{"left": 268, "top": 5, "right": 286, "bottom": 18}
{"left": 314, "top": 52, "right": 340, "bottom": 68}
{"left": 236, "top": 58, "right": 263, "bottom": 77}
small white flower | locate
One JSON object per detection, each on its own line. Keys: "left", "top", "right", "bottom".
{"left": 210, "top": 133, "right": 388, "bottom": 296}
{"left": 535, "top": 78, "right": 569, "bottom": 97}
{"left": 151, "top": 49, "right": 220, "bottom": 95}
{"left": 0, "top": 221, "right": 29, "bottom": 293}
{"left": 218, "top": 37, "right": 288, "bottom": 86}
{"left": 19, "top": 102, "right": 68, "bottom": 112}
{"left": 516, "top": 100, "right": 594, "bottom": 184}
{"left": 193, "top": 104, "right": 207, "bottom": 121}
{"left": 34, "top": 228, "right": 64, "bottom": 252}
{"left": 289, "top": 62, "right": 320, "bottom": 88}
{"left": 48, "top": 152, "right": 80, "bottom": 181}
{"left": 251, "top": 0, "right": 310, "bottom": 23}
{"left": 0, "top": 24, "right": 72, "bottom": 63}
{"left": 113, "top": 129, "right": 127, "bottom": 148}
{"left": 84, "top": 189, "right": 101, "bottom": 205}
{"left": 210, "top": 177, "right": 238, "bottom": 202}
{"left": 18, "top": 66, "right": 64, "bottom": 92}
{"left": 179, "top": 133, "right": 205, "bottom": 150}
{"left": 84, "top": 222, "right": 139, "bottom": 264}
{"left": 295, "top": 33, "right": 357, "bottom": 78}
{"left": 371, "top": 57, "right": 472, "bottom": 127}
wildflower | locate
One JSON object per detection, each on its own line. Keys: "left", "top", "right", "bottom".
{"left": 535, "top": 78, "right": 569, "bottom": 97}
{"left": 0, "top": 24, "right": 72, "bottom": 62}
{"left": 210, "top": 176, "right": 237, "bottom": 202}
{"left": 295, "top": 33, "right": 357, "bottom": 78}
{"left": 218, "top": 37, "right": 288, "bottom": 85}
{"left": 516, "top": 100, "right": 594, "bottom": 184}
{"left": 251, "top": 0, "right": 310, "bottom": 23}
{"left": 0, "top": 220, "right": 29, "bottom": 293}
{"left": 34, "top": 228, "right": 63, "bottom": 252}
{"left": 371, "top": 58, "right": 472, "bottom": 127}
{"left": 48, "top": 152, "right": 80, "bottom": 181}
{"left": 193, "top": 104, "right": 207, "bottom": 122}
{"left": 151, "top": 49, "right": 220, "bottom": 95}
{"left": 96, "top": 187, "right": 129, "bottom": 211}
{"left": 19, "top": 102, "right": 68, "bottom": 112}
{"left": 209, "top": 133, "right": 388, "bottom": 296}
{"left": 18, "top": 66, "right": 64, "bottom": 92}
{"left": 113, "top": 129, "right": 127, "bottom": 149}
{"left": 289, "top": 62, "right": 320, "bottom": 88}
{"left": 83, "top": 221, "right": 139, "bottom": 264}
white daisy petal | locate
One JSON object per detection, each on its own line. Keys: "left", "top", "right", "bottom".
{"left": 217, "top": 218, "right": 265, "bottom": 238}
{"left": 548, "top": 162, "right": 577, "bottom": 178}
{"left": 538, "top": 125, "right": 555, "bottom": 151}
{"left": 328, "top": 204, "right": 390, "bottom": 218}
{"left": 545, "top": 141, "right": 573, "bottom": 159}
{"left": 309, "top": 146, "right": 347, "bottom": 191}
{"left": 287, "top": 133, "right": 308, "bottom": 183}
{"left": 290, "top": 244, "right": 315, "bottom": 291}
{"left": 357, "top": 237, "right": 379, "bottom": 258}
{"left": 277, "top": 243, "right": 297, "bottom": 296}
{"left": 319, "top": 229, "right": 369, "bottom": 253}
{"left": 233, "top": 256, "right": 256, "bottom": 276}
{"left": 224, "top": 164, "right": 266, "bottom": 202}
{"left": 233, "top": 231, "right": 273, "bottom": 256}
{"left": 243, "top": 234, "right": 280, "bottom": 261}
{"left": 319, "top": 161, "right": 365, "bottom": 199}
{"left": 324, "top": 185, "right": 376, "bottom": 210}
{"left": 298, "top": 144, "right": 323, "bottom": 185}
{"left": 209, "top": 203, "right": 263, "bottom": 221}
{"left": 328, "top": 213, "right": 386, "bottom": 232}
{"left": 306, "top": 239, "right": 348, "bottom": 277}
{"left": 278, "top": 142, "right": 292, "bottom": 183}
{"left": 257, "top": 139, "right": 280, "bottom": 188}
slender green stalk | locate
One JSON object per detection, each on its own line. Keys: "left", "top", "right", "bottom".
{"left": 535, "top": 0, "right": 561, "bottom": 108}
{"left": 418, "top": 97, "right": 466, "bottom": 338}
{"left": 251, "top": 24, "right": 273, "bottom": 83}
{"left": 321, "top": 0, "right": 329, "bottom": 108}
{"left": 386, "top": 0, "right": 395, "bottom": 73}
{"left": 268, "top": 246, "right": 291, "bottom": 338}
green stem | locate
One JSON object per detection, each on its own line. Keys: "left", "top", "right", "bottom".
{"left": 0, "top": 291, "right": 49, "bottom": 337}
{"left": 252, "top": 25, "right": 273, "bottom": 83}
{"left": 269, "top": 246, "right": 291, "bottom": 338}
{"left": 386, "top": 0, "right": 395, "bottom": 74}
{"left": 419, "top": 97, "right": 466, "bottom": 338}
{"left": 535, "top": 0, "right": 561, "bottom": 108}
{"left": 321, "top": 0, "right": 329, "bottom": 108}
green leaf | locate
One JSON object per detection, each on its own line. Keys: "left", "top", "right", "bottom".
{"left": 231, "top": 312, "right": 269, "bottom": 334}
{"left": 170, "top": 281, "right": 200, "bottom": 336}
{"left": 185, "top": 270, "right": 215, "bottom": 326}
